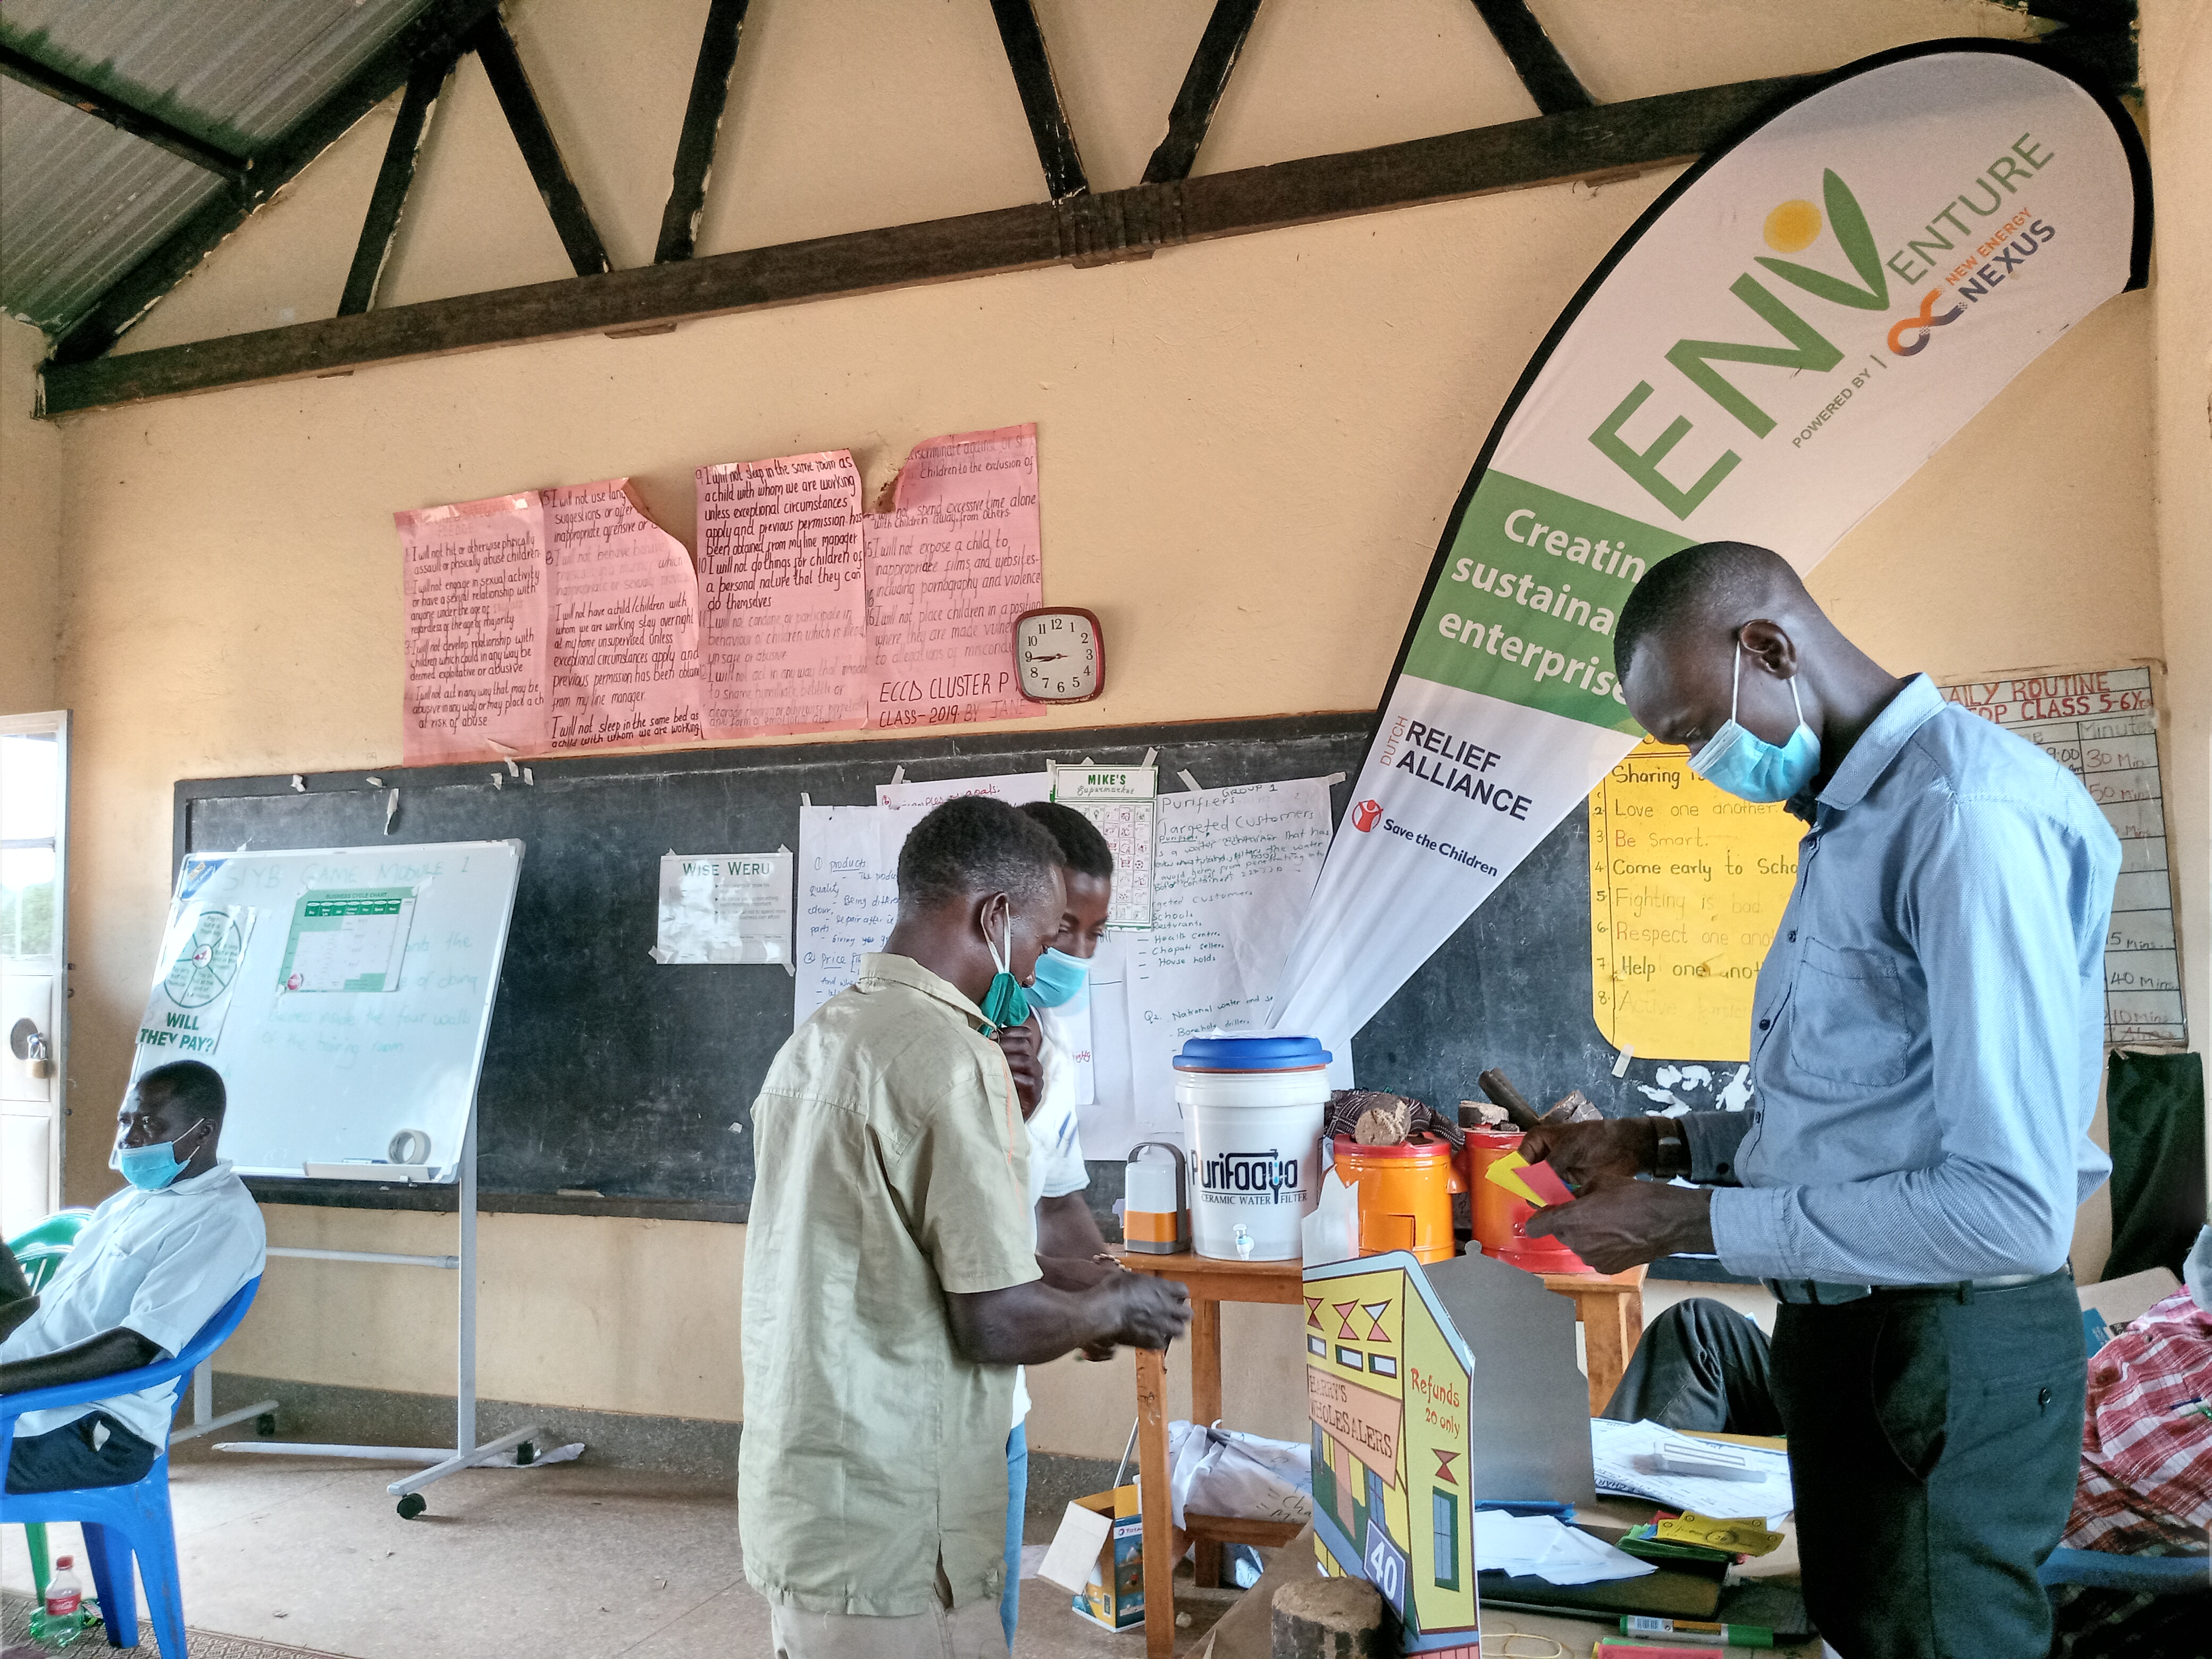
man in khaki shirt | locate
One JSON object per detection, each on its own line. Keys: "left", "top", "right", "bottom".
{"left": 742, "top": 797, "right": 1189, "bottom": 1658}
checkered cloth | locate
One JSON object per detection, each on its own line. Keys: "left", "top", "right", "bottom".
{"left": 2064, "top": 1286, "right": 2212, "bottom": 1556}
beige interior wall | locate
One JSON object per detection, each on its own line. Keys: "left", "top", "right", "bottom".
{"left": 1, "top": 317, "right": 63, "bottom": 715}
{"left": 2142, "top": 1, "right": 2212, "bottom": 1211}
{"left": 43, "top": 0, "right": 2200, "bottom": 1457}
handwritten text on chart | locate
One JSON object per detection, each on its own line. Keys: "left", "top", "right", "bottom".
{"left": 544, "top": 481, "right": 704, "bottom": 750}
{"left": 865, "top": 425, "right": 1043, "bottom": 729}
{"left": 1586, "top": 738, "right": 1803, "bottom": 1062}
{"left": 696, "top": 450, "right": 869, "bottom": 737}
{"left": 1941, "top": 666, "right": 2182, "bottom": 1046}
{"left": 396, "top": 494, "right": 548, "bottom": 765}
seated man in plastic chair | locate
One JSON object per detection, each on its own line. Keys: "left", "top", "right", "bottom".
{"left": 0, "top": 1059, "right": 266, "bottom": 1493}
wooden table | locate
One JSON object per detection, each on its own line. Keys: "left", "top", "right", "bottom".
{"left": 1116, "top": 1251, "right": 1648, "bottom": 1658}
{"left": 1539, "top": 1262, "right": 1647, "bottom": 1415}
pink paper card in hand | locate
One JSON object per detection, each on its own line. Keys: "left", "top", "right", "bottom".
{"left": 1484, "top": 1150, "right": 1575, "bottom": 1207}
{"left": 1518, "top": 1158, "right": 1577, "bottom": 1206}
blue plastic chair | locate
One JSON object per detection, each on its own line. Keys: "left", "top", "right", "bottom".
{"left": 1, "top": 1276, "right": 262, "bottom": 1656}
{"left": 2039, "top": 1544, "right": 2212, "bottom": 1593}
{"left": 6, "top": 1205, "right": 97, "bottom": 1608}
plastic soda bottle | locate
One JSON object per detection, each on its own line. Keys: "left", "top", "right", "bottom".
{"left": 36, "top": 1554, "right": 86, "bottom": 1649}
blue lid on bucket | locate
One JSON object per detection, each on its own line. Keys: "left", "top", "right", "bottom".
{"left": 1172, "top": 1034, "right": 1333, "bottom": 1071}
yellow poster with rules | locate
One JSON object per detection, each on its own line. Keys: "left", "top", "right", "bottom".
{"left": 1588, "top": 738, "right": 1803, "bottom": 1061}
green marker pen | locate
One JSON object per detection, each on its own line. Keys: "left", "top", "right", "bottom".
{"left": 1621, "top": 1615, "right": 1775, "bottom": 1649}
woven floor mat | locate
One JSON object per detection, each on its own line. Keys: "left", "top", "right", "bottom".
{"left": 3, "top": 1590, "right": 354, "bottom": 1659}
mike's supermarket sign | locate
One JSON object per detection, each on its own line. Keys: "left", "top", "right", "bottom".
{"left": 1272, "top": 43, "right": 2149, "bottom": 1045}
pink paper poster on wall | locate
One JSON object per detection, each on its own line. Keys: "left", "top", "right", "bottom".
{"left": 543, "top": 480, "right": 705, "bottom": 751}
{"left": 695, "top": 450, "right": 869, "bottom": 738}
{"left": 397, "top": 493, "right": 548, "bottom": 765}
{"left": 864, "top": 424, "right": 1043, "bottom": 729}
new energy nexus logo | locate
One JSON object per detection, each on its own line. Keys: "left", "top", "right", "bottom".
{"left": 1590, "top": 132, "right": 2063, "bottom": 521}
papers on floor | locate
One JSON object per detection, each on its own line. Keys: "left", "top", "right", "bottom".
{"left": 1474, "top": 1510, "right": 1655, "bottom": 1585}
{"left": 1590, "top": 1418, "right": 1795, "bottom": 1526}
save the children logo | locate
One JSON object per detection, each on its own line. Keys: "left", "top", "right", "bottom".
{"left": 1353, "top": 799, "right": 1384, "bottom": 833}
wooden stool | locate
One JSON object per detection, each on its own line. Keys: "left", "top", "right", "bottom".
{"left": 1537, "top": 1263, "right": 1647, "bottom": 1414}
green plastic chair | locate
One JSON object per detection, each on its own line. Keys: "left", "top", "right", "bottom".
{"left": 6, "top": 1208, "right": 96, "bottom": 1611}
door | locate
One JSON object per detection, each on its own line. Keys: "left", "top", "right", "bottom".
{"left": 2, "top": 711, "right": 68, "bottom": 1235}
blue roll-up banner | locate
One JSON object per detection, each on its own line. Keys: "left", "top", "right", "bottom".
{"left": 1271, "top": 41, "right": 2151, "bottom": 1048}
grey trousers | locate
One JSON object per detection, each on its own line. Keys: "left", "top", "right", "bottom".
{"left": 1770, "top": 1272, "right": 2085, "bottom": 1659}
{"left": 1601, "top": 1296, "right": 1783, "bottom": 1435}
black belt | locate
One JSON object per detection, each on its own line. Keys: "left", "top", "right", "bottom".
{"left": 1765, "top": 1268, "right": 2067, "bottom": 1305}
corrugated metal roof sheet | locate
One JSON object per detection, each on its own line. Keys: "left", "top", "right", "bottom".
{"left": 1, "top": 0, "right": 441, "bottom": 336}
{"left": 1, "top": 81, "right": 223, "bottom": 330}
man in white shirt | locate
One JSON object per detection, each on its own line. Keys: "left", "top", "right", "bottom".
{"left": 991, "top": 801, "right": 1117, "bottom": 1645}
{"left": 1, "top": 1060, "right": 266, "bottom": 1493}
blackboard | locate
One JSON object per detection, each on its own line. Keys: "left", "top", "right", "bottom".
{"left": 178, "top": 714, "right": 1728, "bottom": 1226}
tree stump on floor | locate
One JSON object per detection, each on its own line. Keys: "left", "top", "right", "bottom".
{"left": 1270, "top": 1576, "right": 1386, "bottom": 1658}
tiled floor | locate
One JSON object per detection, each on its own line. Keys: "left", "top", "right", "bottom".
{"left": 1, "top": 1444, "right": 1233, "bottom": 1658}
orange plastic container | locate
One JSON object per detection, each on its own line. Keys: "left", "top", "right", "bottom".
{"left": 1332, "top": 1134, "right": 1462, "bottom": 1264}
{"left": 1461, "top": 1127, "right": 1591, "bottom": 1275}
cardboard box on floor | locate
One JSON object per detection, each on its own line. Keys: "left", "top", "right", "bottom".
{"left": 1037, "top": 1481, "right": 1145, "bottom": 1630}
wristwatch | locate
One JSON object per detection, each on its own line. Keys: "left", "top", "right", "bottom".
{"left": 1653, "top": 1125, "right": 1689, "bottom": 1180}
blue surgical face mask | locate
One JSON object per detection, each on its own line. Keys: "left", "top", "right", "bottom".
{"left": 1688, "top": 644, "right": 1822, "bottom": 803}
{"left": 112, "top": 1120, "right": 208, "bottom": 1192}
{"left": 1028, "top": 947, "right": 1091, "bottom": 1009}
{"left": 977, "top": 911, "right": 1031, "bottom": 1034}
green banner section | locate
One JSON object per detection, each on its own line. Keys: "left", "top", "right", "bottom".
{"left": 1401, "top": 472, "right": 1695, "bottom": 733}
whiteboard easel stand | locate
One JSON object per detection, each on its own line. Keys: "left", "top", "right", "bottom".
{"left": 168, "top": 1367, "right": 279, "bottom": 1447}
{"left": 211, "top": 1108, "right": 552, "bottom": 1517}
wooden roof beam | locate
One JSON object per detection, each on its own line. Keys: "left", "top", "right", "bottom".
{"left": 470, "top": 14, "right": 609, "bottom": 278}
{"left": 988, "top": 0, "right": 1089, "bottom": 203}
{"left": 1142, "top": 0, "right": 1263, "bottom": 186}
{"left": 653, "top": 0, "right": 751, "bottom": 263}
{"left": 337, "top": 56, "right": 452, "bottom": 316}
{"left": 1467, "top": 0, "right": 1594, "bottom": 115}
{"left": 39, "top": 75, "right": 1805, "bottom": 417}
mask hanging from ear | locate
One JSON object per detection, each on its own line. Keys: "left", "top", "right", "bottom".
{"left": 977, "top": 909, "right": 1031, "bottom": 1034}
{"left": 1688, "top": 642, "right": 1822, "bottom": 804}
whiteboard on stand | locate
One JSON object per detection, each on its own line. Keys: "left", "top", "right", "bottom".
{"left": 130, "top": 841, "right": 523, "bottom": 1182}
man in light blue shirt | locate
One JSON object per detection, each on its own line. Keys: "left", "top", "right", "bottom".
{"left": 2, "top": 1060, "right": 265, "bottom": 1493}
{"left": 1526, "top": 542, "right": 2116, "bottom": 1658}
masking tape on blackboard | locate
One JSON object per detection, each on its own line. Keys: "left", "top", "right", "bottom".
{"left": 388, "top": 1128, "right": 432, "bottom": 1165}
